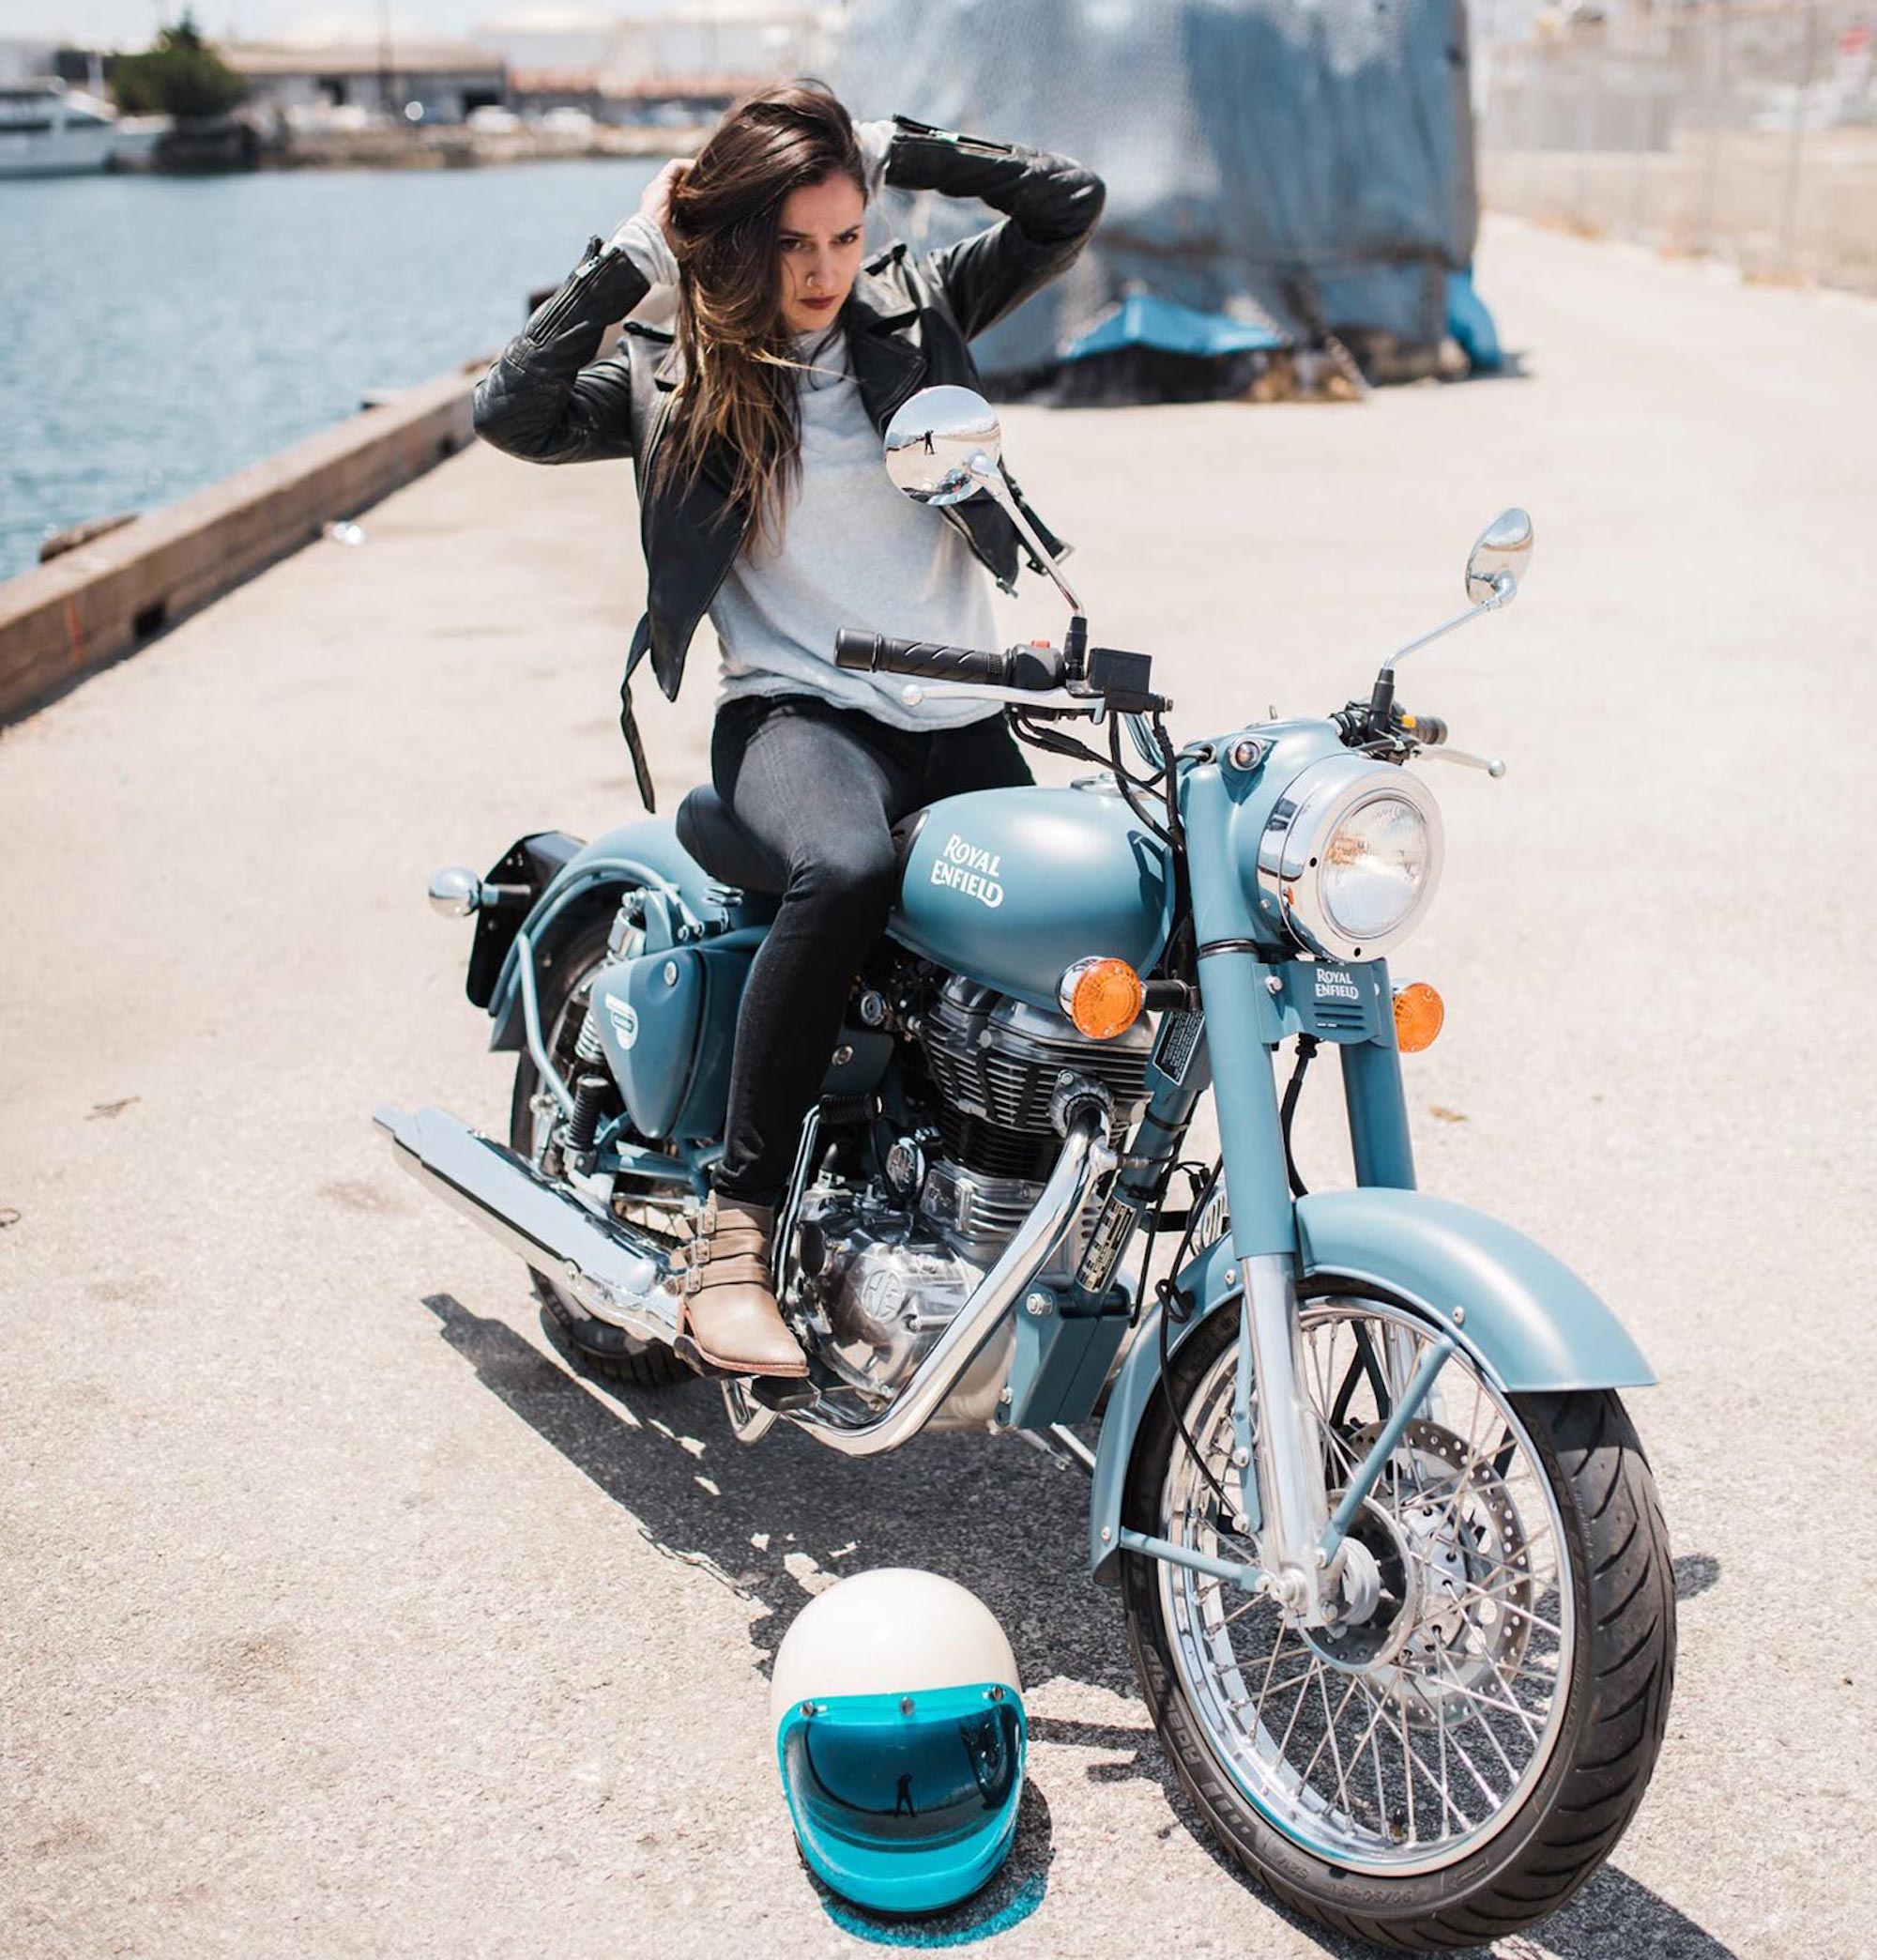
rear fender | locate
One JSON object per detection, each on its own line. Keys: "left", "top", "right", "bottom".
{"left": 465, "top": 831, "right": 581, "bottom": 1010}
{"left": 485, "top": 818, "right": 774, "bottom": 1051}
{"left": 1087, "top": 1186, "right": 1654, "bottom": 1583}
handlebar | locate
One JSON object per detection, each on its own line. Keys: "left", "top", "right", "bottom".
{"left": 1333, "top": 697, "right": 1451, "bottom": 749}
{"left": 833, "top": 628, "right": 1062, "bottom": 693}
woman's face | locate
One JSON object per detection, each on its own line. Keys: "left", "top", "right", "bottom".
{"left": 774, "top": 171, "right": 866, "bottom": 336}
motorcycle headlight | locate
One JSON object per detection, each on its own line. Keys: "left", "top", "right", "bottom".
{"left": 1256, "top": 757, "right": 1443, "bottom": 961}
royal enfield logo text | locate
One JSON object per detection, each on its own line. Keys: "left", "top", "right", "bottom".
{"left": 930, "top": 833, "right": 1005, "bottom": 910}
{"left": 1313, "top": 967, "right": 1361, "bottom": 1003}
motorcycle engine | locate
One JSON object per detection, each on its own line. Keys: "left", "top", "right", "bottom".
{"left": 915, "top": 976, "right": 1153, "bottom": 1259}
{"left": 795, "top": 975, "right": 1154, "bottom": 1427}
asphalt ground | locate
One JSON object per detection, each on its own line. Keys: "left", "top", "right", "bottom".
{"left": 3, "top": 218, "right": 1873, "bottom": 1958}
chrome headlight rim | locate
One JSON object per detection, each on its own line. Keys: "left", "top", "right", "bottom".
{"left": 1256, "top": 756, "right": 1444, "bottom": 962}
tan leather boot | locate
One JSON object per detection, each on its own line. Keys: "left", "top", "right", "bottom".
{"left": 674, "top": 1196, "right": 809, "bottom": 1378}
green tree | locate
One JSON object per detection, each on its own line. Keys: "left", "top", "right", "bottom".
{"left": 112, "top": 14, "right": 246, "bottom": 120}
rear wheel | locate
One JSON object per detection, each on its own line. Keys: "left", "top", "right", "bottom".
{"left": 508, "top": 913, "right": 690, "bottom": 1391}
{"left": 1120, "top": 1286, "right": 1674, "bottom": 1950}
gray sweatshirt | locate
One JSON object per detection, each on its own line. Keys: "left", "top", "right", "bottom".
{"left": 611, "top": 195, "right": 1000, "bottom": 732}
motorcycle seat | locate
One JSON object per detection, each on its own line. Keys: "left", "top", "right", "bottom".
{"left": 675, "top": 786, "right": 789, "bottom": 896}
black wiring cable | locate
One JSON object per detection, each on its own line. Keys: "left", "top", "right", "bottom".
{"left": 1009, "top": 709, "right": 1112, "bottom": 774}
{"left": 1279, "top": 1034, "right": 1320, "bottom": 1200}
{"left": 1006, "top": 707, "right": 1176, "bottom": 852}
{"left": 1008, "top": 707, "right": 1197, "bottom": 988}
{"left": 1008, "top": 711, "right": 1088, "bottom": 763}
{"left": 1138, "top": 1155, "right": 1245, "bottom": 1530}
{"left": 1008, "top": 702, "right": 1233, "bottom": 1527}
{"left": 1151, "top": 712, "right": 1183, "bottom": 849}
{"left": 1150, "top": 710, "right": 1191, "bottom": 949}
{"left": 1106, "top": 713, "right": 1176, "bottom": 849}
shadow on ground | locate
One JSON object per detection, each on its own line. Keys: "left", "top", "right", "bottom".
{"left": 421, "top": 1292, "right": 1734, "bottom": 1960}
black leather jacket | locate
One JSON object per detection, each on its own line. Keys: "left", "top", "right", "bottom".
{"left": 471, "top": 115, "right": 1105, "bottom": 804}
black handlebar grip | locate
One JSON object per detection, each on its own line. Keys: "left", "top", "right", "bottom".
{"left": 1412, "top": 712, "right": 1449, "bottom": 746}
{"left": 833, "top": 629, "right": 1011, "bottom": 686}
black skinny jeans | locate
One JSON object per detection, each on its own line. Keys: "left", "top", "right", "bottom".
{"left": 710, "top": 694, "right": 1032, "bottom": 1203}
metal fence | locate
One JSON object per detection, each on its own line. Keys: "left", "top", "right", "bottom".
{"left": 1475, "top": 1, "right": 1877, "bottom": 293}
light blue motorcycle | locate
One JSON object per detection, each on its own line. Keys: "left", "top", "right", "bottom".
{"left": 378, "top": 386, "right": 1673, "bottom": 1947}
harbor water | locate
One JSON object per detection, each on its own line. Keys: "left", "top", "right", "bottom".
{"left": 0, "top": 158, "right": 662, "bottom": 584}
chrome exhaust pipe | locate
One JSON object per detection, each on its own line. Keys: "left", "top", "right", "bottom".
{"left": 787, "top": 1106, "right": 1117, "bottom": 1458}
{"left": 374, "top": 1104, "right": 680, "bottom": 1345}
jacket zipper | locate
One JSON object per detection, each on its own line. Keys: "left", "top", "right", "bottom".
{"left": 890, "top": 114, "right": 1018, "bottom": 159}
{"left": 526, "top": 236, "right": 618, "bottom": 345}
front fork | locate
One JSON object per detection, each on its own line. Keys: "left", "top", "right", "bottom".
{"left": 1182, "top": 763, "right": 1426, "bottom": 1625}
{"left": 1236, "top": 1252, "right": 1339, "bottom": 1622}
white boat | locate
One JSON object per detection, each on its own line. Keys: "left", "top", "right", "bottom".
{"left": 0, "top": 80, "right": 168, "bottom": 178}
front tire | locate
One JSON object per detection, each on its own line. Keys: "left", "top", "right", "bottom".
{"left": 1120, "top": 1288, "right": 1674, "bottom": 1951}
{"left": 508, "top": 914, "right": 690, "bottom": 1391}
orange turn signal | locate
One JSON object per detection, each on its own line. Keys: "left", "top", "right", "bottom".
{"left": 1059, "top": 957, "right": 1145, "bottom": 1041}
{"left": 1393, "top": 981, "right": 1445, "bottom": 1054}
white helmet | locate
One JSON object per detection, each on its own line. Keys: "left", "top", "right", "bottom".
{"left": 771, "top": 1569, "right": 1025, "bottom": 1913}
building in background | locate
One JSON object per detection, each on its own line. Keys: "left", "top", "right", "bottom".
{"left": 481, "top": 2, "right": 839, "bottom": 123}
{"left": 0, "top": 38, "right": 56, "bottom": 84}
{"left": 226, "top": 41, "right": 509, "bottom": 124}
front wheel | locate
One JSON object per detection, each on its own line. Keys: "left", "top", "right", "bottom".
{"left": 1120, "top": 1286, "right": 1674, "bottom": 1951}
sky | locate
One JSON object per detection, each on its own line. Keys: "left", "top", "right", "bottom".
{"left": 0, "top": 0, "right": 685, "bottom": 51}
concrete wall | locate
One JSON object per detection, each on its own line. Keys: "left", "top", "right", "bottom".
{"left": 0, "top": 365, "right": 479, "bottom": 727}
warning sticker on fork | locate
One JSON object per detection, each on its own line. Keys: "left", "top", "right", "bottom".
{"left": 1076, "top": 1194, "right": 1137, "bottom": 1296}
{"left": 1152, "top": 1011, "right": 1203, "bottom": 1085}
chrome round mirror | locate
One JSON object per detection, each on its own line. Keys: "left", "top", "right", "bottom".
{"left": 1465, "top": 507, "right": 1534, "bottom": 606}
{"left": 883, "top": 385, "right": 1001, "bottom": 508}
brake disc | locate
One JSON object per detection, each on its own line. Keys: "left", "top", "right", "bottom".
{"left": 1309, "top": 1420, "right": 1535, "bottom": 1721}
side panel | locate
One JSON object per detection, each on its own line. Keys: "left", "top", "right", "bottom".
{"left": 590, "top": 947, "right": 724, "bottom": 1141}
{"left": 485, "top": 817, "right": 773, "bottom": 1051}
{"left": 1085, "top": 1187, "right": 1655, "bottom": 1581}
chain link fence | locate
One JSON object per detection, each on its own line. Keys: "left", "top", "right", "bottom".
{"left": 1475, "top": 1, "right": 1877, "bottom": 293}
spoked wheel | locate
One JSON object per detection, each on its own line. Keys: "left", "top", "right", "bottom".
{"left": 508, "top": 915, "right": 691, "bottom": 1391}
{"left": 1121, "top": 1284, "right": 1674, "bottom": 1951}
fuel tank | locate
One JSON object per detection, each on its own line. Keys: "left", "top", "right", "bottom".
{"left": 891, "top": 783, "right": 1174, "bottom": 1010}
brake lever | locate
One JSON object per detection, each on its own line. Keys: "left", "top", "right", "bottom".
{"left": 1414, "top": 743, "right": 1507, "bottom": 778}
{"left": 897, "top": 680, "right": 1092, "bottom": 713}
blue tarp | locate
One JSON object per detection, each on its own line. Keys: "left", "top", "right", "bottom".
{"left": 1445, "top": 268, "right": 1503, "bottom": 372}
{"left": 841, "top": 0, "right": 1496, "bottom": 393}
{"left": 1061, "top": 294, "right": 1287, "bottom": 363}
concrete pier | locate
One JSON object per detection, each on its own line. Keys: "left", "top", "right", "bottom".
{"left": 0, "top": 368, "right": 481, "bottom": 727}
{"left": 2, "top": 218, "right": 1873, "bottom": 1957}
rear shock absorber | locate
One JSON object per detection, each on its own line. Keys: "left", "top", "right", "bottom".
{"left": 566, "top": 895, "right": 644, "bottom": 1169}
{"left": 563, "top": 1002, "right": 612, "bottom": 1170}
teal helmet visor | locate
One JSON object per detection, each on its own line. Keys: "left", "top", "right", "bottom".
{"left": 775, "top": 1682, "right": 1026, "bottom": 1913}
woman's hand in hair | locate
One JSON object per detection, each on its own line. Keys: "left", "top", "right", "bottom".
{"left": 639, "top": 157, "right": 693, "bottom": 251}
{"left": 605, "top": 158, "right": 689, "bottom": 289}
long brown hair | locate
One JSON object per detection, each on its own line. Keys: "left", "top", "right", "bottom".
{"left": 657, "top": 81, "right": 865, "bottom": 548}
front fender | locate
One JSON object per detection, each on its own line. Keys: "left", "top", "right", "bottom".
{"left": 1087, "top": 1187, "right": 1654, "bottom": 1582}
{"left": 485, "top": 818, "right": 773, "bottom": 1050}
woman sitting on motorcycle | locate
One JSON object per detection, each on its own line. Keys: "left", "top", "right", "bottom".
{"left": 472, "top": 82, "right": 1104, "bottom": 1378}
